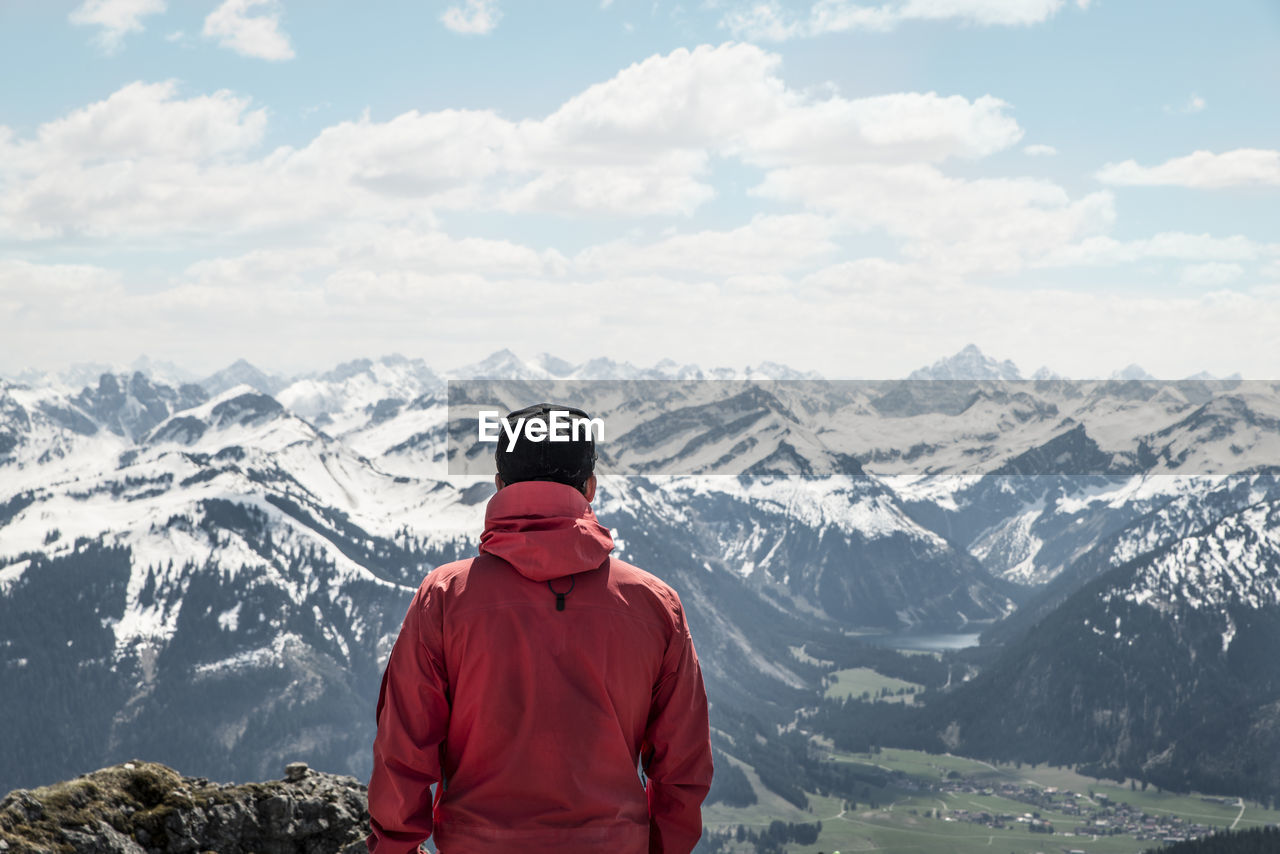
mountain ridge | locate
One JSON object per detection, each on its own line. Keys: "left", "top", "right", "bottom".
{"left": 3, "top": 348, "right": 1279, "bottom": 808}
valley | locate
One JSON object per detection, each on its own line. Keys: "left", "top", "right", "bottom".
{"left": 703, "top": 746, "right": 1280, "bottom": 854}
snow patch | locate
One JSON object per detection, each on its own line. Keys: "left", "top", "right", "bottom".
{"left": 0, "top": 559, "right": 30, "bottom": 594}
{"left": 218, "top": 603, "right": 242, "bottom": 632}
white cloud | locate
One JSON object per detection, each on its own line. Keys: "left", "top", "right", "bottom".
{"left": 0, "top": 259, "right": 123, "bottom": 300}
{"left": 533, "top": 45, "right": 788, "bottom": 152}
{"left": 0, "top": 44, "right": 1032, "bottom": 235}
{"left": 1165, "top": 93, "right": 1207, "bottom": 115}
{"left": 31, "top": 81, "right": 265, "bottom": 163}
{"left": 789, "top": 259, "right": 1279, "bottom": 378}
{"left": 180, "top": 216, "right": 834, "bottom": 293}
{"left": 441, "top": 0, "right": 503, "bottom": 34}
{"left": 1098, "top": 149, "right": 1280, "bottom": 189}
{"left": 1038, "top": 234, "right": 1269, "bottom": 292}
{"left": 11, "top": 249, "right": 1279, "bottom": 382}
{"left": 574, "top": 215, "right": 840, "bottom": 276}
{"left": 0, "top": 260, "right": 127, "bottom": 348}
{"left": 1024, "top": 143, "right": 1057, "bottom": 156}
{"left": 738, "top": 92, "right": 1022, "bottom": 165}
{"left": 1039, "top": 233, "right": 1274, "bottom": 267}
{"left": 0, "top": 44, "right": 1153, "bottom": 321}
{"left": 1179, "top": 262, "right": 1244, "bottom": 288}
{"left": 721, "top": 0, "right": 1080, "bottom": 40}
{"left": 531, "top": 44, "right": 1022, "bottom": 168}
{"left": 0, "top": 81, "right": 269, "bottom": 238}
{"left": 755, "top": 163, "right": 1114, "bottom": 274}
{"left": 203, "top": 0, "right": 295, "bottom": 61}
{"left": 284, "top": 107, "right": 515, "bottom": 193}
{"left": 496, "top": 152, "right": 717, "bottom": 217}
{"left": 6, "top": 28, "right": 1278, "bottom": 381}
{"left": 801, "top": 257, "right": 939, "bottom": 295}
{"left": 182, "top": 225, "right": 567, "bottom": 287}
{"left": 69, "top": 0, "right": 166, "bottom": 51}
{"left": 0, "top": 87, "right": 517, "bottom": 238}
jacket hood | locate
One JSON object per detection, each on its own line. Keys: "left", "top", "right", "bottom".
{"left": 478, "top": 480, "right": 614, "bottom": 582}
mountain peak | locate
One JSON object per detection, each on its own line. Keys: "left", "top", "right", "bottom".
{"left": 748, "top": 361, "right": 821, "bottom": 380}
{"left": 531, "top": 353, "right": 577, "bottom": 377}
{"left": 1182, "top": 369, "right": 1243, "bottom": 382}
{"left": 1111, "top": 363, "right": 1155, "bottom": 381}
{"left": 201, "top": 359, "right": 285, "bottom": 397}
{"left": 1031, "top": 366, "right": 1063, "bottom": 381}
{"left": 319, "top": 358, "right": 375, "bottom": 383}
{"left": 482, "top": 347, "right": 521, "bottom": 363}
{"left": 908, "top": 344, "right": 1022, "bottom": 381}
{"left": 452, "top": 349, "right": 550, "bottom": 380}
{"left": 129, "top": 355, "right": 198, "bottom": 385}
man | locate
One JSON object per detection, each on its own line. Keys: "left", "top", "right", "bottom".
{"left": 367, "top": 403, "right": 714, "bottom": 854}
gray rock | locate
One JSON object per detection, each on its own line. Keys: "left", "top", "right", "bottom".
{"left": 0, "top": 760, "right": 370, "bottom": 854}
{"left": 59, "top": 821, "right": 146, "bottom": 854}
{"left": 0, "top": 790, "right": 44, "bottom": 823}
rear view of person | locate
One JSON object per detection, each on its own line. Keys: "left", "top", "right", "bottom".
{"left": 367, "top": 403, "right": 714, "bottom": 853}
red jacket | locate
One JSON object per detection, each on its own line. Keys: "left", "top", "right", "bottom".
{"left": 367, "top": 480, "right": 713, "bottom": 854}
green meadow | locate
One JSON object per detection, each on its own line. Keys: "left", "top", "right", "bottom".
{"left": 704, "top": 746, "right": 1280, "bottom": 854}
{"left": 823, "top": 668, "right": 925, "bottom": 704}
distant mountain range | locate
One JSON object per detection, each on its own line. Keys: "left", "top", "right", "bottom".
{"left": 2, "top": 342, "right": 1248, "bottom": 390}
{"left": 2, "top": 345, "right": 1278, "bottom": 806}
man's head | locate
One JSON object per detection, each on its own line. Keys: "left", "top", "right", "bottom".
{"left": 494, "top": 403, "right": 598, "bottom": 499}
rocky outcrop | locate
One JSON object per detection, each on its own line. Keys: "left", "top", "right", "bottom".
{"left": 0, "top": 761, "right": 368, "bottom": 854}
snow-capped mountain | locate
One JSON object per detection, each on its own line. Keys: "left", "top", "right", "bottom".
{"left": 3, "top": 357, "right": 199, "bottom": 393}
{"left": 449, "top": 349, "right": 822, "bottom": 382}
{"left": 0, "top": 372, "right": 207, "bottom": 473}
{"left": 200, "top": 359, "right": 289, "bottom": 398}
{"left": 445, "top": 374, "right": 1278, "bottom": 480}
{"left": 1114, "top": 496, "right": 1280, "bottom": 616}
{"left": 4, "top": 359, "right": 1009, "bottom": 793}
{"left": 277, "top": 355, "right": 443, "bottom": 435}
{"left": 0, "top": 381, "right": 470, "bottom": 791}
{"left": 1111, "top": 363, "right": 1157, "bottom": 381}
{"left": 933, "top": 488, "right": 1280, "bottom": 801}
{"left": 908, "top": 343, "right": 1022, "bottom": 381}
{"left": 3, "top": 344, "right": 1279, "bottom": 803}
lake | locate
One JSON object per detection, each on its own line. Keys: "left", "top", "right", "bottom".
{"left": 860, "top": 632, "right": 982, "bottom": 651}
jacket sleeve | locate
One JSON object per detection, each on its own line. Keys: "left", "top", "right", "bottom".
{"left": 642, "top": 597, "right": 714, "bottom": 854}
{"left": 366, "top": 581, "right": 451, "bottom": 854}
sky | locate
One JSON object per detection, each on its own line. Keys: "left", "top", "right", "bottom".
{"left": 0, "top": 0, "right": 1277, "bottom": 380}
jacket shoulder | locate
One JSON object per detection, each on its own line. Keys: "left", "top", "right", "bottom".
{"left": 417, "top": 557, "right": 475, "bottom": 592}
{"left": 606, "top": 557, "right": 686, "bottom": 616}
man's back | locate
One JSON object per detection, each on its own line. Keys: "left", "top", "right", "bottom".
{"left": 367, "top": 479, "right": 713, "bottom": 854}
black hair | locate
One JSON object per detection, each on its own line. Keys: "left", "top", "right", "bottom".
{"left": 494, "top": 403, "right": 598, "bottom": 493}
